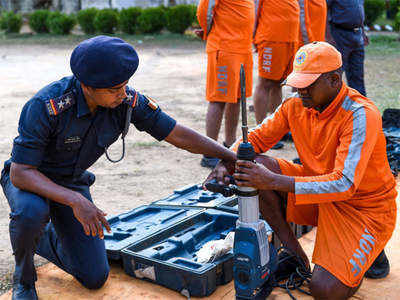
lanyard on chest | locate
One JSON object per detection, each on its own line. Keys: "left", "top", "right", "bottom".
{"left": 104, "top": 105, "right": 133, "bottom": 163}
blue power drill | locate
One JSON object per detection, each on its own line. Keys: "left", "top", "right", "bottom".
{"left": 206, "top": 65, "right": 273, "bottom": 299}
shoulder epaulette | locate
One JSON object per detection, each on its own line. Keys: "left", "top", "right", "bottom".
{"left": 123, "top": 89, "right": 138, "bottom": 108}
{"left": 45, "top": 91, "right": 75, "bottom": 116}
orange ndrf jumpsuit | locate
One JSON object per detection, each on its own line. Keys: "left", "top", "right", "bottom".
{"left": 243, "top": 83, "right": 397, "bottom": 287}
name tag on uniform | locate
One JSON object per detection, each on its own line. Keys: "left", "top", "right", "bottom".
{"left": 64, "top": 136, "right": 81, "bottom": 144}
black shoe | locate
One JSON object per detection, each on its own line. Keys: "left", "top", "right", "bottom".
{"left": 271, "top": 141, "right": 284, "bottom": 150}
{"left": 200, "top": 156, "right": 219, "bottom": 168}
{"left": 292, "top": 157, "right": 301, "bottom": 164}
{"left": 365, "top": 250, "right": 390, "bottom": 279}
{"left": 223, "top": 142, "right": 231, "bottom": 148}
{"left": 12, "top": 283, "right": 38, "bottom": 300}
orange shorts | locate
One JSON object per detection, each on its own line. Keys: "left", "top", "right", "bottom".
{"left": 277, "top": 158, "right": 397, "bottom": 287}
{"left": 206, "top": 50, "right": 253, "bottom": 103}
{"left": 256, "top": 41, "right": 298, "bottom": 81}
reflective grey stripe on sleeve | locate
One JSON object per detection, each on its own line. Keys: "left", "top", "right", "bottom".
{"left": 207, "top": 0, "right": 216, "bottom": 36}
{"left": 283, "top": 92, "right": 299, "bottom": 103}
{"left": 299, "top": 0, "right": 309, "bottom": 44}
{"left": 295, "top": 96, "right": 367, "bottom": 195}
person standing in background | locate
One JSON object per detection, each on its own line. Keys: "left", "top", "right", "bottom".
{"left": 196, "top": 0, "right": 255, "bottom": 168}
{"left": 252, "top": 0, "right": 300, "bottom": 149}
{"left": 326, "top": 0, "right": 368, "bottom": 96}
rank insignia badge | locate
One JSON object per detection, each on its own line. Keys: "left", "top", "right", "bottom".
{"left": 46, "top": 91, "right": 75, "bottom": 116}
{"left": 124, "top": 89, "right": 138, "bottom": 107}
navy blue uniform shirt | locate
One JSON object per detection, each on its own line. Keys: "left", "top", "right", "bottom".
{"left": 6, "top": 76, "right": 176, "bottom": 182}
{"left": 327, "top": 0, "right": 365, "bottom": 29}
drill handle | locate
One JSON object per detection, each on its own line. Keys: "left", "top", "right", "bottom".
{"left": 205, "top": 178, "right": 236, "bottom": 197}
{"left": 237, "top": 142, "right": 256, "bottom": 162}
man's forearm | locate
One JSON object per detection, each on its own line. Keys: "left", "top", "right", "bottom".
{"left": 10, "top": 163, "right": 78, "bottom": 207}
{"left": 165, "top": 123, "right": 237, "bottom": 163}
{"left": 271, "top": 173, "right": 295, "bottom": 193}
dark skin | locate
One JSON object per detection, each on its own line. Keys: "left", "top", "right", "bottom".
{"left": 11, "top": 81, "right": 236, "bottom": 240}
{"left": 206, "top": 70, "right": 362, "bottom": 299}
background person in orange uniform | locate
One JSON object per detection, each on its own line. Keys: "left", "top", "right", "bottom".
{"left": 207, "top": 42, "right": 397, "bottom": 298}
{"left": 196, "top": 0, "right": 255, "bottom": 168}
{"left": 252, "top": 0, "right": 300, "bottom": 149}
{"left": 298, "top": 0, "right": 327, "bottom": 46}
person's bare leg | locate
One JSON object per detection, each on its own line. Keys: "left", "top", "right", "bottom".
{"left": 205, "top": 101, "right": 225, "bottom": 141}
{"left": 265, "top": 79, "right": 282, "bottom": 115}
{"left": 253, "top": 77, "right": 269, "bottom": 124}
{"left": 253, "top": 77, "right": 282, "bottom": 124}
{"left": 310, "top": 265, "right": 362, "bottom": 299}
{"left": 224, "top": 101, "right": 240, "bottom": 147}
{"left": 255, "top": 155, "right": 309, "bottom": 266}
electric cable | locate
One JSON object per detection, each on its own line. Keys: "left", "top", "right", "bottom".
{"left": 273, "top": 246, "right": 312, "bottom": 300}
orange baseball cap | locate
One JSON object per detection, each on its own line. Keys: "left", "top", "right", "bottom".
{"left": 284, "top": 41, "right": 342, "bottom": 89}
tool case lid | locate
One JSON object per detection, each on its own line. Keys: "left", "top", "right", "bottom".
{"left": 104, "top": 205, "right": 204, "bottom": 259}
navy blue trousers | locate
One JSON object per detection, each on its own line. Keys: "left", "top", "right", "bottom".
{"left": 330, "top": 25, "right": 366, "bottom": 96}
{"left": 0, "top": 168, "right": 109, "bottom": 289}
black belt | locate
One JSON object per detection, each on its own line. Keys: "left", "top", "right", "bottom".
{"left": 331, "top": 23, "right": 362, "bottom": 32}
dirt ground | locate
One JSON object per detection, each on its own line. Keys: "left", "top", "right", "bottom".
{"left": 0, "top": 39, "right": 298, "bottom": 291}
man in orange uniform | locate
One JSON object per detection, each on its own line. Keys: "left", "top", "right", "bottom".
{"left": 253, "top": 0, "right": 300, "bottom": 149}
{"left": 196, "top": 0, "right": 255, "bottom": 168}
{"left": 298, "top": 0, "right": 327, "bottom": 46}
{"left": 208, "top": 42, "right": 397, "bottom": 298}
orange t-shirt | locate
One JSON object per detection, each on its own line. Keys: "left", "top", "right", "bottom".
{"left": 236, "top": 83, "right": 397, "bottom": 206}
{"left": 254, "top": 0, "right": 300, "bottom": 44}
{"left": 299, "top": 0, "right": 327, "bottom": 44}
{"left": 197, "top": 0, "right": 255, "bottom": 54}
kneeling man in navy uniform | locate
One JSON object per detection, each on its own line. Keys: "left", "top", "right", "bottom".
{"left": 1, "top": 36, "right": 237, "bottom": 300}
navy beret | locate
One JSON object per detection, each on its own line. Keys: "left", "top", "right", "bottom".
{"left": 70, "top": 35, "right": 139, "bottom": 88}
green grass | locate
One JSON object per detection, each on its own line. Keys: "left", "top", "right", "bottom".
{"left": 368, "top": 34, "right": 400, "bottom": 54}
{"left": 375, "top": 15, "right": 395, "bottom": 28}
{"left": 0, "top": 30, "right": 202, "bottom": 48}
{"left": 365, "top": 34, "right": 400, "bottom": 112}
